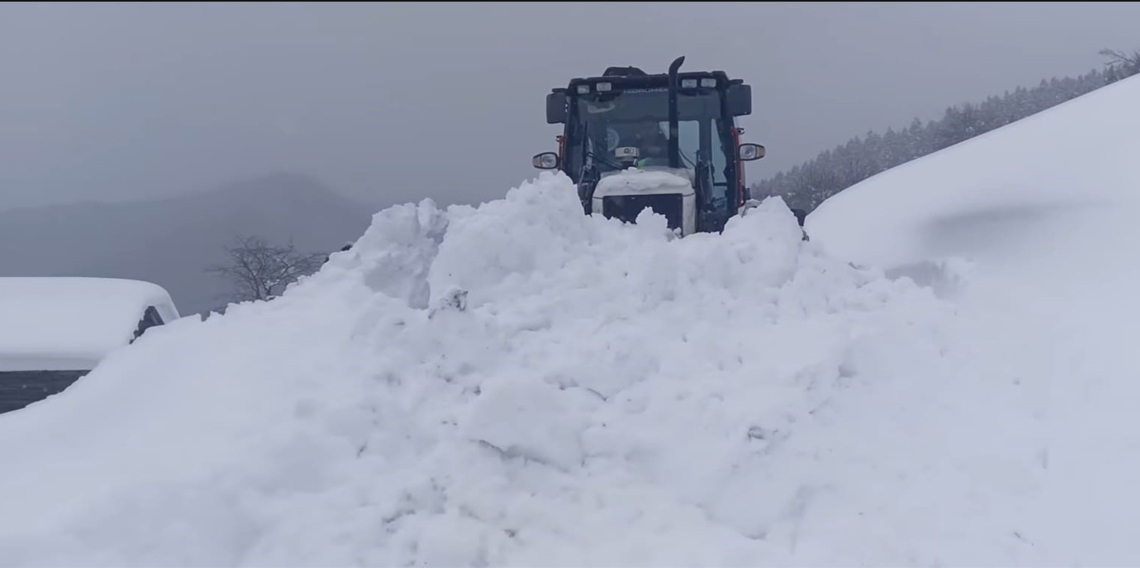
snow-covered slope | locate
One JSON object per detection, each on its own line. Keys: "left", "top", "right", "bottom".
{"left": 1, "top": 75, "right": 1139, "bottom": 567}
{"left": 808, "top": 75, "right": 1140, "bottom": 292}
{"left": 807, "top": 74, "right": 1140, "bottom": 565}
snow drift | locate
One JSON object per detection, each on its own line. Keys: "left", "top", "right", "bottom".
{"left": 807, "top": 74, "right": 1140, "bottom": 565}
{"left": 0, "top": 171, "right": 963, "bottom": 566}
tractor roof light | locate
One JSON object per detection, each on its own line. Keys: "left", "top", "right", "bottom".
{"left": 700, "top": 78, "right": 717, "bottom": 88}
{"left": 576, "top": 84, "right": 590, "bottom": 94}
{"left": 596, "top": 81, "right": 612, "bottom": 92}
{"left": 680, "top": 78, "right": 698, "bottom": 89}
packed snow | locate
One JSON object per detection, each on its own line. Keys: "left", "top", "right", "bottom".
{"left": 1, "top": 74, "right": 1138, "bottom": 567}
{"left": 0, "top": 277, "right": 179, "bottom": 371}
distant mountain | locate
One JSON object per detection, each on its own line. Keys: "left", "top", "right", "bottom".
{"left": 0, "top": 173, "right": 376, "bottom": 317}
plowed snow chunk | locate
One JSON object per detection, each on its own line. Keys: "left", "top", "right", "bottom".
{"left": 465, "top": 378, "right": 588, "bottom": 471}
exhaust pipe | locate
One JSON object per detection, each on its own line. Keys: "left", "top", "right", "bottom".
{"left": 667, "top": 56, "right": 684, "bottom": 169}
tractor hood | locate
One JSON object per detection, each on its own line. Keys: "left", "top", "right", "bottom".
{"left": 595, "top": 167, "right": 695, "bottom": 195}
{"left": 592, "top": 167, "right": 697, "bottom": 235}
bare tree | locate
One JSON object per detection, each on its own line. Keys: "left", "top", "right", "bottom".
{"left": 208, "top": 235, "right": 326, "bottom": 303}
{"left": 1100, "top": 48, "right": 1140, "bottom": 78}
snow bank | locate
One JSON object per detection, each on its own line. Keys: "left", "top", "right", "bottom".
{"left": 806, "top": 74, "right": 1140, "bottom": 565}
{"left": 0, "top": 172, "right": 958, "bottom": 566}
{"left": 0, "top": 277, "right": 179, "bottom": 371}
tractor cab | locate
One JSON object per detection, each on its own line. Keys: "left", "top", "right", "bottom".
{"left": 533, "top": 57, "right": 765, "bottom": 235}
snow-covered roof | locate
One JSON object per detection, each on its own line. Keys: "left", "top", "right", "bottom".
{"left": 0, "top": 277, "right": 179, "bottom": 372}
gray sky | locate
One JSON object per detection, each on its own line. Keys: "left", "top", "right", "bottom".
{"left": 2, "top": 2, "right": 1138, "bottom": 212}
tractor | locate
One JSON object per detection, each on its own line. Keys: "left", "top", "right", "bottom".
{"left": 532, "top": 56, "right": 767, "bottom": 236}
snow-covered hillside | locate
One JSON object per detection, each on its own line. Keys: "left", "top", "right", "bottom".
{"left": 807, "top": 73, "right": 1140, "bottom": 565}
{"left": 808, "top": 74, "right": 1140, "bottom": 289}
{"left": 1, "top": 75, "right": 1138, "bottom": 567}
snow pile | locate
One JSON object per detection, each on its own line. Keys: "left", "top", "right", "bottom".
{"left": 0, "top": 277, "right": 179, "bottom": 371}
{"left": 0, "top": 172, "right": 957, "bottom": 566}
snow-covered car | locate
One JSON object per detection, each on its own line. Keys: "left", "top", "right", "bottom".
{"left": 0, "top": 277, "right": 180, "bottom": 414}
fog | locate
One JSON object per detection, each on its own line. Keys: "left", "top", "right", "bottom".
{"left": 2, "top": 2, "right": 1138, "bottom": 212}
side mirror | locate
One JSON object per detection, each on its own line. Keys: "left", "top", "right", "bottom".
{"left": 727, "top": 83, "right": 752, "bottom": 116}
{"left": 546, "top": 92, "right": 567, "bottom": 124}
{"left": 739, "top": 143, "right": 765, "bottom": 161}
{"left": 533, "top": 152, "right": 560, "bottom": 170}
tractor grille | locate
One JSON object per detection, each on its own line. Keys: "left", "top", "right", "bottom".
{"left": 601, "top": 194, "right": 683, "bottom": 231}
{"left": 0, "top": 370, "right": 88, "bottom": 414}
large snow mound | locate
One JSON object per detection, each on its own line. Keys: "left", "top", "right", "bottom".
{"left": 0, "top": 172, "right": 965, "bottom": 566}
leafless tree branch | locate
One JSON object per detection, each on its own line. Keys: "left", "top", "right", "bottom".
{"left": 1100, "top": 48, "right": 1140, "bottom": 77}
{"left": 207, "top": 235, "right": 326, "bottom": 303}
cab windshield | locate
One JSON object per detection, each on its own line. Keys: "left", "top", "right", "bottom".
{"left": 567, "top": 88, "right": 728, "bottom": 178}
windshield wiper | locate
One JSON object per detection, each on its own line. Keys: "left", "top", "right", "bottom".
{"left": 581, "top": 122, "right": 623, "bottom": 170}
{"left": 678, "top": 147, "right": 696, "bottom": 169}
{"left": 588, "top": 147, "right": 623, "bottom": 170}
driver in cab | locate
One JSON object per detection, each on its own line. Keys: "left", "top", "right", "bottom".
{"left": 630, "top": 124, "right": 670, "bottom": 168}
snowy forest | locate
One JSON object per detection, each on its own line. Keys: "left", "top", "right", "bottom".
{"left": 754, "top": 48, "right": 1140, "bottom": 212}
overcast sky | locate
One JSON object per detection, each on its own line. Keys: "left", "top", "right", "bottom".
{"left": 2, "top": 2, "right": 1138, "bottom": 212}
